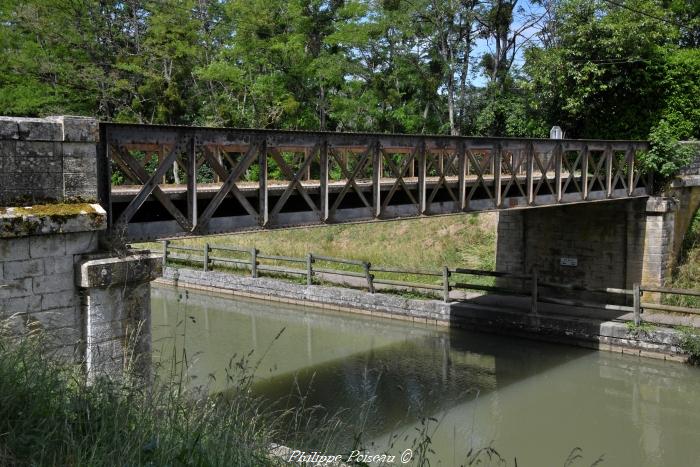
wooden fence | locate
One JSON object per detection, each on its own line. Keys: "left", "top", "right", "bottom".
{"left": 160, "top": 240, "right": 700, "bottom": 325}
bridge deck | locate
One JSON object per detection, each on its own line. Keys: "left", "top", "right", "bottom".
{"left": 99, "top": 123, "right": 650, "bottom": 241}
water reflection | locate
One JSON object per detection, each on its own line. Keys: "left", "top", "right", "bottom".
{"left": 152, "top": 286, "right": 700, "bottom": 467}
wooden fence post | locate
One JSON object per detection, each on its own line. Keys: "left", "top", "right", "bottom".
{"left": 531, "top": 269, "right": 538, "bottom": 314}
{"left": 251, "top": 247, "right": 258, "bottom": 278}
{"left": 443, "top": 266, "right": 450, "bottom": 303}
{"left": 633, "top": 283, "right": 641, "bottom": 326}
{"left": 203, "top": 242, "right": 209, "bottom": 272}
{"left": 162, "top": 240, "right": 169, "bottom": 265}
{"left": 364, "top": 262, "right": 375, "bottom": 293}
{"left": 306, "top": 253, "right": 313, "bottom": 286}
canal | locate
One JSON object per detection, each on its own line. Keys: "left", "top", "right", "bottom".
{"left": 152, "top": 286, "right": 700, "bottom": 466}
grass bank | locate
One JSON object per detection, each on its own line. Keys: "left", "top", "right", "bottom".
{"left": 0, "top": 331, "right": 347, "bottom": 466}
{"left": 140, "top": 213, "right": 498, "bottom": 292}
{"left": 667, "top": 210, "right": 700, "bottom": 307}
{"left": 667, "top": 210, "right": 700, "bottom": 363}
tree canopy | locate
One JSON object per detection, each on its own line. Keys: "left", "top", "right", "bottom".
{"left": 0, "top": 0, "right": 697, "bottom": 140}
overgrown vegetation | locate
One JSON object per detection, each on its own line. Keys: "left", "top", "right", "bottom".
{"left": 666, "top": 210, "right": 700, "bottom": 309}
{"left": 0, "top": 330, "right": 350, "bottom": 466}
{"left": 625, "top": 321, "right": 656, "bottom": 336}
{"left": 675, "top": 325, "right": 700, "bottom": 365}
{"left": 639, "top": 121, "right": 696, "bottom": 191}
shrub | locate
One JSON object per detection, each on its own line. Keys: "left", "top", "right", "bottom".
{"left": 638, "top": 120, "right": 695, "bottom": 192}
{"left": 679, "top": 328, "right": 700, "bottom": 365}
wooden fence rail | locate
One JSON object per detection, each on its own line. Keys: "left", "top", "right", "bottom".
{"left": 159, "top": 240, "right": 700, "bottom": 323}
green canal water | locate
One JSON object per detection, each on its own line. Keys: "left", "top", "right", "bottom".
{"left": 152, "top": 286, "right": 700, "bottom": 466}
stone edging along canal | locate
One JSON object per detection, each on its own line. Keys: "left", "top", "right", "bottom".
{"left": 156, "top": 266, "right": 687, "bottom": 362}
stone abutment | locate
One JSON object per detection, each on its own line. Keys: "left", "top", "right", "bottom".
{"left": 0, "top": 116, "right": 161, "bottom": 380}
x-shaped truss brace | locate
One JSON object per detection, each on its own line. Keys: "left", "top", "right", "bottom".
{"left": 381, "top": 148, "right": 419, "bottom": 210}
{"left": 112, "top": 136, "right": 192, "bottom": 232}
{"left": 427, "top": 151, "right": 459, "bottom": 205}
{"left": 196, "top": 142, "right": 260, "bottom": 230}
{"left": 500, "top": 150, "right": 528, "bottom": 199}
{"left": 269, "top": 145, "right": 321, "bottom": 218}
{"left": 561, "top": 151, "right": 582, "bottom": 193}
{"left": 329, "top": 147, "right": 372, "bottom": 215}
{"left": 466, "top": 150, "right": 494, "bottom": 206}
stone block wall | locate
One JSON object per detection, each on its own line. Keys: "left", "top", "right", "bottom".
{"left": 0, "top": 114, "right": 161, "bottom": 380}
{"left": 641, "top": 198, "right": 678, "bottom": 289}
{"left": 0, "top": 116, "right": 99, "bottom": 206}
{"left": 496, "top": 201, "right": 631, "bottom": 292}
{"left": 495, "top": 198, "right": 678, "bottom": 299}
{"left": 0, "top": 206, "right": 105, "bottom": 359}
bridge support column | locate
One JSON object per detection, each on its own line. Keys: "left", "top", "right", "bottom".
{"left": 76, "top": 252, "right": 162, "bottom": 381}
{"left": 0, "top": 205, "right": 105, "bottom": 360}
{"left": 640, "top": 198, "right": 678, "bottom": 293}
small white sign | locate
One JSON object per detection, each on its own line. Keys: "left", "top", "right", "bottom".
{"left": 560, "top": 257, "right": 578, "bottom": 267}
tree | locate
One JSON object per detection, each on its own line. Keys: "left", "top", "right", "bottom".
{"left": 523, "top": 0, "right": 678, "bottom": 139}
{"left": 0, "top": 0, "right": 138, "bottom": 117}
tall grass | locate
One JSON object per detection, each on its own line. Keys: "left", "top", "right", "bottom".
{"left": 0, "top": 328, "right": 348, "bottom": 466}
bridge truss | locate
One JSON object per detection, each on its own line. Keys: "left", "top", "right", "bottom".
{"left": 97, "top": 123, "right": 650, "bottom": 241}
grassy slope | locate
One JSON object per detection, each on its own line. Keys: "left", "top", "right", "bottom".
{"left": 668, "top": 211, "right": 700, "bottom": 307}
{"left": 142, "top": 213, "right": 498, "bottom": 291}
{"left": 151, "top": 213, "right": 497, "bottom": 272}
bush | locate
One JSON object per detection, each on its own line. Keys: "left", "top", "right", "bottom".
{"left": 679, "top": 328, "right": 700, "bottom": 365}
{"left": 638, "top": 120, "right": 695, "bottom": 192}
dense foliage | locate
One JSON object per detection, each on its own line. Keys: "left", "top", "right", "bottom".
{"left": 0, "top": 0, "right": 698, "bottom": 141}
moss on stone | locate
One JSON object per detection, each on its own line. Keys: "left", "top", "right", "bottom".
{"left": 0, "top": 203, "right": 105, "bottom": 238}
{"left": 9, "top": 203, "right": 98, "bottom": 219}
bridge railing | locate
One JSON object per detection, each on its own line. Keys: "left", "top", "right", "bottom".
{"left": 100, "top": 123, "right": 651, "bottom": 240}
{"left": 159, "top": 240, "right": 700, "bottom": 325}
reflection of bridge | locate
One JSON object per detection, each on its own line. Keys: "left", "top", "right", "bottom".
{"left": 153, "top": 286, "right": 700, "bottom": 466}
{"left": 100, "top": 123, "right": 650, "bottom": 241}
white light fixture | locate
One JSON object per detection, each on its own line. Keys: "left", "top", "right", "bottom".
{"left": 550, "top": 126, "right": 563, "bottom": 139}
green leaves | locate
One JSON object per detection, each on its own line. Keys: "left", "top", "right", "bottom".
{"left": 639, "top": 119, "right": 695, "bottom": 183}
{"left": 0, "top": 0, "right": 697, "bottom": 143}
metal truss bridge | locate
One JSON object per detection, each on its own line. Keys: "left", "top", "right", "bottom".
{"left": 97, "top": 123, "right": 650, "bottom": 241}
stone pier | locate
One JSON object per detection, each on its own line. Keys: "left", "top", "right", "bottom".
{"left": 495, "top": 197, "right": 680, "bottom": 299}
{"left": 0, "top": 116, "right": 161, "bottom": 379}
